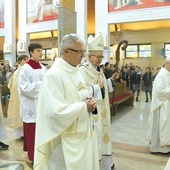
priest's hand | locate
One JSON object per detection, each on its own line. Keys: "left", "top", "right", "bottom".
{"left": 85, "top": 98, "right": 97, "bottom": 112}
{"left": 98, "top": 75, "right": 104, "bottom": 88}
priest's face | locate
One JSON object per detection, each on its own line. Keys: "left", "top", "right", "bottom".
{"left": 64, "top": 42, "right": 85, "bottom": 66}
{"left": 88, "top": 52, "right": 104, "bottom": 67}
{"left": 165, "top": 62, "right": 170, "bottom": 71}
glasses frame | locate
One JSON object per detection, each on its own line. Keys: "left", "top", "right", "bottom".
{"left": 67, "top": 48, "right": 86, "bottom": 55}
{"left": 90, "top": 54, "right": 104, "bottom": 59}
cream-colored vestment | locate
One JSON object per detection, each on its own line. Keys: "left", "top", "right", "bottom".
{"left": 148, "top": 67, "right": 170, "bottom": 153}
{"left": 79, "top": 61, "right": 113, "bottom": 161}
{"left": 7, "top": 66, "right": 22, "bottom": 129}
{"left": 34, "top": 58, "right": 99, "bottom": 170}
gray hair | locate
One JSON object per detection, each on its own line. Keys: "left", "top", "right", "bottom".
{"left": 164, "top": 56, "right": 170, "bottom": 64}
{"left": 60, "top": 33, "right": 85, "bottom": 55}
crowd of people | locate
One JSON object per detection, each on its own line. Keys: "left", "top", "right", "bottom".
{"left": 0, "top": 33, "right": 169, "bottom": 170}
{"left": 100, "top": 62, "right": 160, "bottom": 103}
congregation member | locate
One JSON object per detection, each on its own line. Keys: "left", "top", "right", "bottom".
{"left": 18, "top": 43, "right": 47, "bottom": 163}
{"left": 131, "top": 66, "right": 142, "bottom": 101}
{"left": 110, "top": 64, "right": 116, "bottom": 75}
{"left": 0, "top": 66, "right": 6, "bottom": 85}
{"left": 121, "top": 66, "right": 129, "bottom": 89}
{"left": 104, "top": 62, "right": 112, "bottom": 79}
{"left": 142, "top": 67, "right": 152, "bottom": 102}
{"left": 79, "top": 34, "right": 115, "bottom": 169}
{"left": 2, "top": 65, "right": 10, "bottom": 83}
{"left": 7, "top": 55, "right": 28, "bottom": 138}
{"left": 153, "top": 67, "right": 161, "bottom": 81}
{"left": 34, "top": 34, "right": 100, "bottom": 170}
{"left": 148, "top": 56, "right": 170, "bottom": 153}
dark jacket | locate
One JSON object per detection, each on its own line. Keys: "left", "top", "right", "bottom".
{"left": 131, "top": 72, "right": 142, "bottom": 84}
{"left": 121, "top": 71, "right": 129, "bottom": 87}
{"left": 142, "top": 72, "right": 152, "bottom": 86}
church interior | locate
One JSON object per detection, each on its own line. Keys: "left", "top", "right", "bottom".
{"left": 0, "top": 0, "right": 170, "bottom": 169}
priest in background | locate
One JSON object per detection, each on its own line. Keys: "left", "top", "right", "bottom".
{"left": 148, "top": 56, "right": 170, "bottom": 153}
{"left": 79, "top": 33, "right": 115, "bottom": 170}
{"left": 18, "top": 43, "right": 47, "bottom": 164}
{"left": 34, "top": 33, "right": 100, "bottom": 170}
{"left": 7, "top": 55, "right": 28, "bottom": 138}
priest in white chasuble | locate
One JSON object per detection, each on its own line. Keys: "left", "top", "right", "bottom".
{"left": 148, "top": 56, "right": 170, "bottom": 154}
{"left": 7, "top": 55, "right": 28, "bottom": 138}
{"left": 79, "top": 33, "right": 115, "bottom": 169}
{"left": 34, "top": 34, "right": 100, "bottom": 170}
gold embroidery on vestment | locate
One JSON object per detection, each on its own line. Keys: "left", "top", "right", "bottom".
{"left": 76, "top": 82, "right": 86, "bottom": 91}
{"left": 65, "top": 117, "right": 79, "bottom": 137}
{"left": 101, "top": 100, "right": 110, "bottom": 144}
{"left": 85, "top": 71, "right": 97, "bottom": 83}
{"left": 83, "top": 66, "right": 110, "bottom": 143}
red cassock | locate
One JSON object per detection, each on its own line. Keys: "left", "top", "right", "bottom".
{"left": 23, "top": 59, "right": 42, "bottom": 161}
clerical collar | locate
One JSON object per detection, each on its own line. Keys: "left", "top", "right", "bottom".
{"left": 27, "top": 59, "right": 42, "bottom": 69}
{"left": 69, "top": 63, "right": 76, "bottom": 67}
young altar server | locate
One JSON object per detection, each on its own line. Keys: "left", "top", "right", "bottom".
{"left": 34, "top": 34, "right": 100, "bottom": 170}
{"left": 18, "top": 43, "right": 47, "bottom": 163}
{"left": 79, "top": 33, "right": 115, "bottom": 169}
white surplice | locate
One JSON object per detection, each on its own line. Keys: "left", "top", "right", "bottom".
{"left": 79, "top": 61, "right": 113, "bottom": 163}
{"left": 18, "top": 63, "right": 47, "bottom": 123}
{"left": 148, "top": 67, "right": 170, "bottom": 153}
{"left": 34, "top": 58, "right": 99, "bottom": 170}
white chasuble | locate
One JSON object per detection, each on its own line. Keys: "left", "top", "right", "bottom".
{"left": 7, "top": 66, "right": 22, "bottom": 128}
{"left": 148, "top": 68, "right": 170, "bottom": 153}
{"left": 34, "top": 58, "right": 99, "bottom": 170}
{"left": 79, "top": 61, "right": 113, "bottom": 160}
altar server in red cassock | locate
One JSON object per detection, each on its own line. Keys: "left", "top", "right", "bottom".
{"left": 18, "top": 43, "right": 47, "bottom": 162}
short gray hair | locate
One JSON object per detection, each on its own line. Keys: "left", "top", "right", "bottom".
{"left": 60, "top": 33, "right": 85, "bottom": 54}
{"left": 164, "top": 56, "right": 170, "bottom": 64}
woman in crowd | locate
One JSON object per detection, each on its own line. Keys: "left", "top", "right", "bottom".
{"left": 131, "top": 66, "right": 142, "bottom": 102}
{"left": 104, "top": 62, "right": 112, "bottom": 79}
{"left": 142, "top": 67, "right": 152, "bottom": 102}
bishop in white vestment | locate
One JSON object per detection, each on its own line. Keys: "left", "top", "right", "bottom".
{"left": 79, "top": 33, "right": 114, "bottom": 169}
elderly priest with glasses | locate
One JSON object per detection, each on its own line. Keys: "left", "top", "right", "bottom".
{"left": 79, "top": 33, "right": 115, "bottom": 170}
{"left": 34, "top": 33, "right": 100, "bottom": 170}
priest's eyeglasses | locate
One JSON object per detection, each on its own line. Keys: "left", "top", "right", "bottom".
{"left": 91, "top": 54, "right": 104, "bottom": 59}
{"left": 68, "top": 48, "right": 86, "bottom": 55}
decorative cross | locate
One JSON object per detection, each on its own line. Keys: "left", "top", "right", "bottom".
{"left": 28, "top": 110, "right": 34, "bottom": 117}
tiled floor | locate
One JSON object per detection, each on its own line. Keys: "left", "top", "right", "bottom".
{"left": 110, "top": 92, "right": 169, "bottom": 170}
{"left": 0, "top": 91, "right": 169, "bottom": 170}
